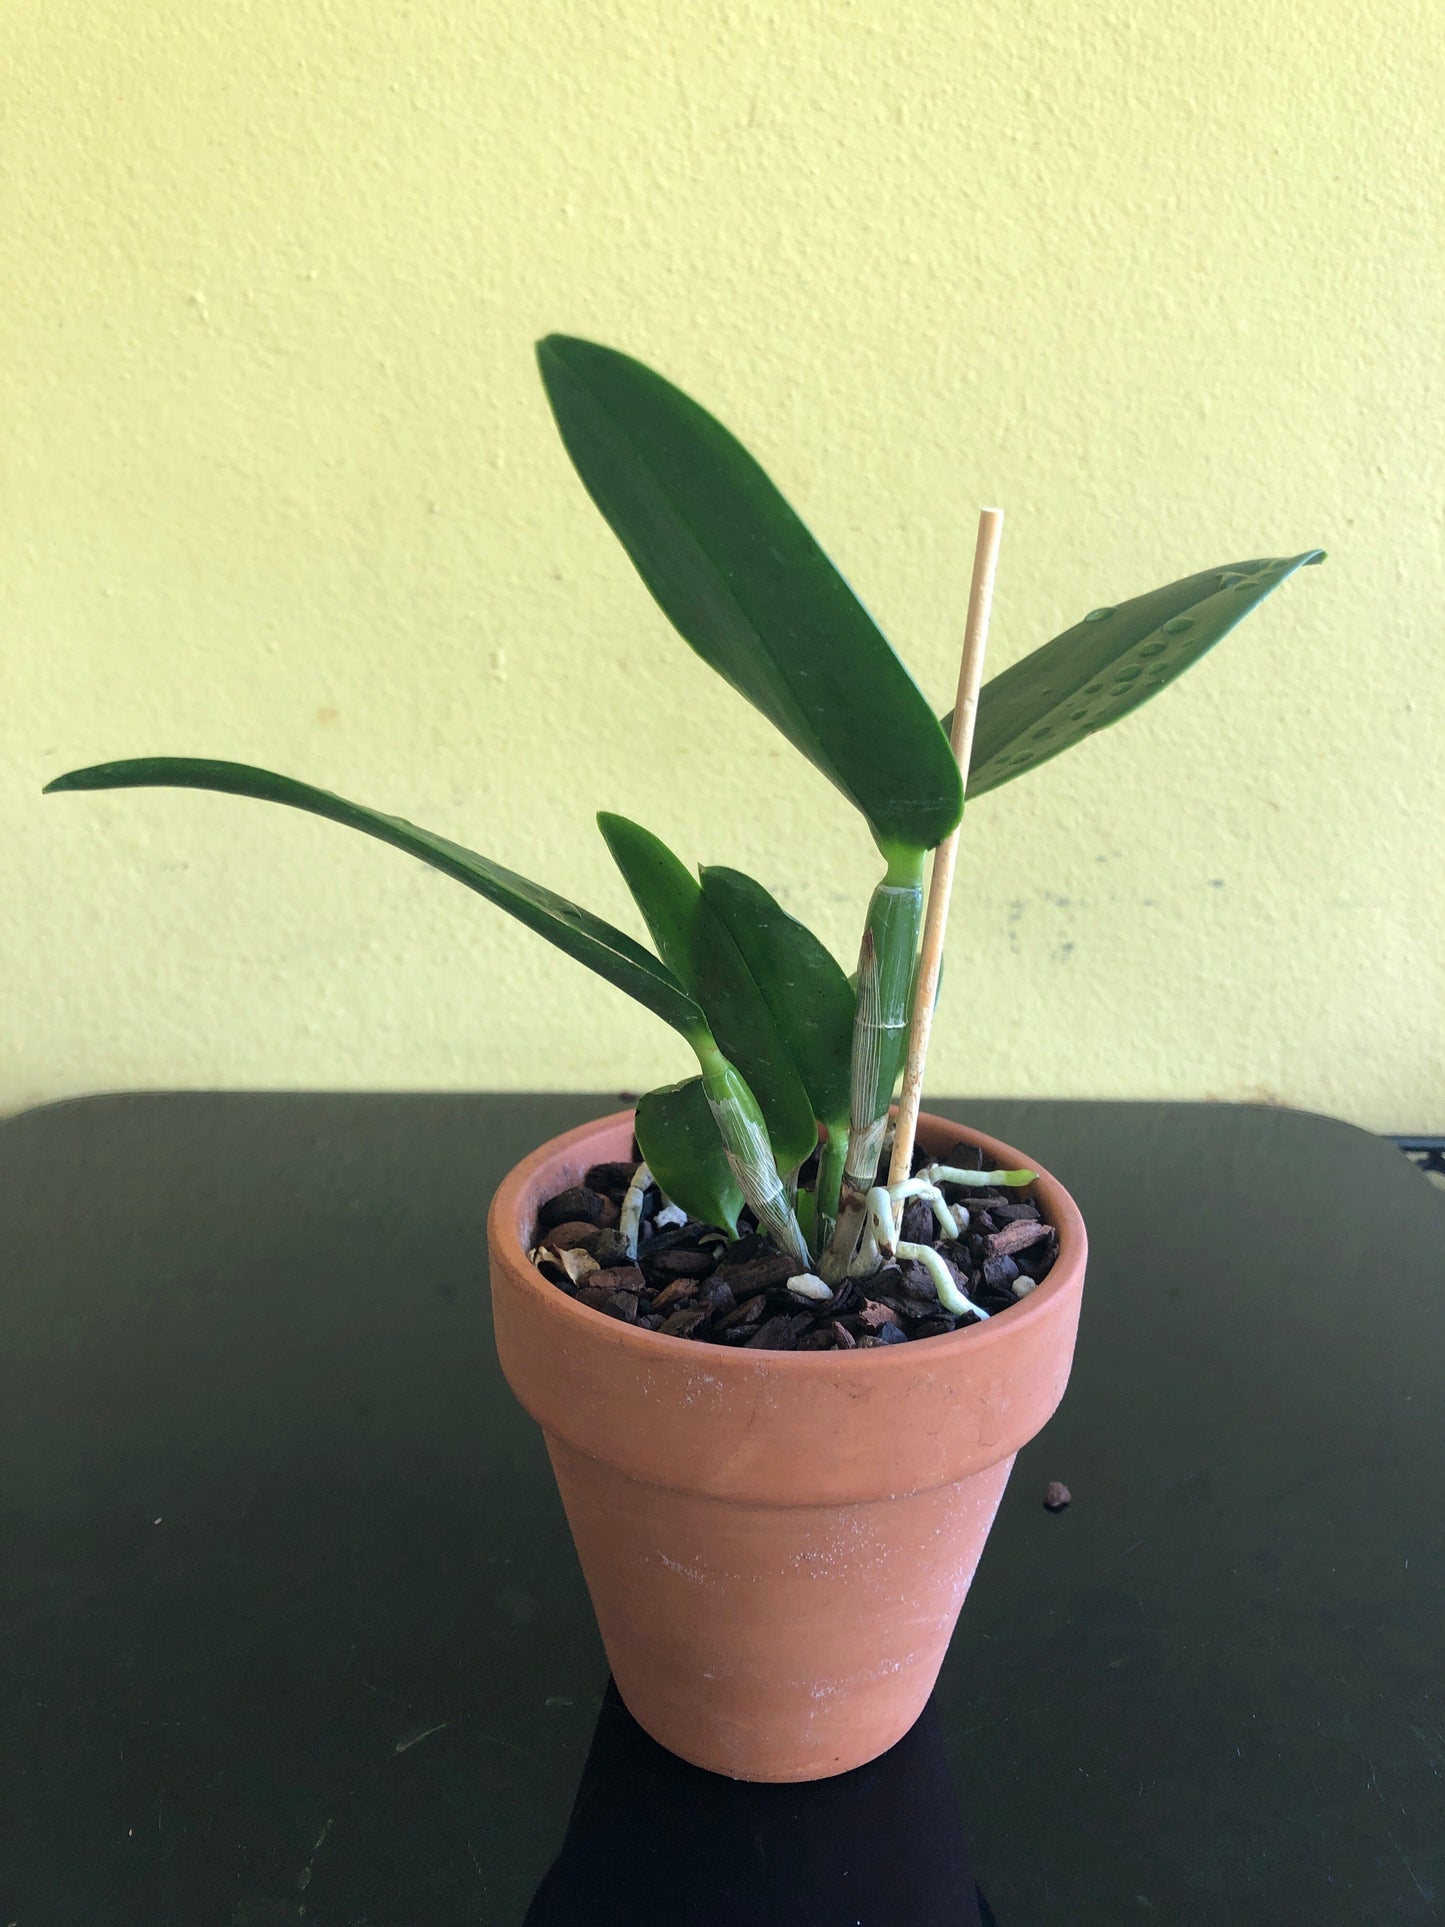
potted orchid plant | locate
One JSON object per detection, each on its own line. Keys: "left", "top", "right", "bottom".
{"left": 46, "top": 337, "right": 1323, "bottom": 1779}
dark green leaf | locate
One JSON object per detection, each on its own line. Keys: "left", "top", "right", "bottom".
{"left": 538, "top": 335, "right": 963, "bottom": 856}
{"left": 700, "top": 865, "right": 854, "bottom": 1128}
{"left": 634, "top": 1077, "right": 742, "bottom": 1236}
{"left": 958, "top": 552, "right": 1325, "bottom": 797}
{"left": 44, "top": 758, "right": 705, "bottom": 1039}
{"left": 596, "top": 812, "right": 817, "bottom": 1173}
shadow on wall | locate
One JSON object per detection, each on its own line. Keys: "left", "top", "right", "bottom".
{"left": 525, "top": 1678, "right": 994, "bottom": 1926}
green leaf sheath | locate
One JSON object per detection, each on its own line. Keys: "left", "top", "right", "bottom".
{"left": 699, "top": 866, "right": 854, "bottom": 1129}
{"left": 818, "top": 858, "right": 925, "bottom": 1282}
{"left": 537, "top": 335, "right": 964, "bottom": 856}
{"left": 635, "top": 1077, "right": 743, "bottom": 1236}
{"left": 959, "top": 552, "right": 1326, "bottom": 797}
{"left": 847, "top": 867, "right": 928, "bottom": 1163}
{"left": 44, "top": 760, "right": 705, "bottom": 1039}
{"left": 597, "top": 813, "right": 818, "bottom": 1175}
{"left": 695, "top": 1050, "right": 810, "bottom": 1267}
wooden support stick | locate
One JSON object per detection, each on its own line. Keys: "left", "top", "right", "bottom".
{"left": 888, "top": 507, "right": 1003, "bottom": 1191}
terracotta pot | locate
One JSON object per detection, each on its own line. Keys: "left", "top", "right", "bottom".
{"left": 489, "top": 1109, "right": 1087, "bottom": 1783}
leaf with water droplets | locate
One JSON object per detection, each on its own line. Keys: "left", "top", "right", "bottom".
{"left": 951, "top": 551, "right": 1325, "bottom": 797}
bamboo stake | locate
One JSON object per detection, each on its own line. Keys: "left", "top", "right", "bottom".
{"left": 887, "top": 507, "right": 1003, "bottom": 1192}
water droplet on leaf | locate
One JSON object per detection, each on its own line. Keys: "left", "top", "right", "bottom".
{"left": 1084, "top": 607, "right": 1115, "bottom": 623}
{"left": 1161, "top": 617, "right": 1194, "bottom": 636}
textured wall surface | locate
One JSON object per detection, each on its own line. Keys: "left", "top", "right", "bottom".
{"left": 4, "top": 1, "right": 1441, "bottom": 1128}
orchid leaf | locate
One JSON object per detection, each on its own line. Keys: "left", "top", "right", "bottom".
{"left": 596, "top": 812, "right": 817, "bottom": 1174}
{"left": 700, "top": 865, "right": 854, "bottom": 1129}
{"left": 959, "top": 551, "right": 1326, "bottom": 797}
{"left": 538, "top": 335, "right": 963, "bottom": 856}
{"left": 44, "top": 759, "right": 706, "bottom": 1039}
{"left": 635, "top": 1077, "right": 742, "bottom": 1237}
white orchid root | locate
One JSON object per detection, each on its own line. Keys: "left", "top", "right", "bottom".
{"left": 821, "top": 1158, "right": 1042, "bottom": 1310}
{"left": 917, "top": 1163, "right": 1035, "bottom": 1189}
{"left": 862, "top": 1178, "right": 967, "bottom": 1256}
{"left": 848, "top": 1181, "right": 990, "bottom": 1319}
{"left": 888, "top": 1176, "right": 963, "bottom": 1241}
{"left": 847, "top": 1217, "right": 882, "bottom": 1280}
{"left": 897, "top": 1240, "right": 989, "bottom": 1320}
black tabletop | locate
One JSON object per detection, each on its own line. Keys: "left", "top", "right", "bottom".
{"left": 2, "top": 1093, "right": 1441, "bottom": 1926}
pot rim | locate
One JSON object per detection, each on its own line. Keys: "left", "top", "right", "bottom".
{"left": 489, "top": 1106, "right": 1086, "bottom": 1376}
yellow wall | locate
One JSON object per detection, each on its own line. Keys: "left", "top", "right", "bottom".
{"left": 5, "top": 1, "right": 1441, "bottom": 1130}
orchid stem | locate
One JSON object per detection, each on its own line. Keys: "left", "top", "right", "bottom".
{"left": 818, "top": 849, "right": 925, "bottom": 1283}
{"left": 813, "top": 1122, "right": 848, "bottom": 1259}
{"left": 695, "top": 1043, "right": 810, "bottom": 1268}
